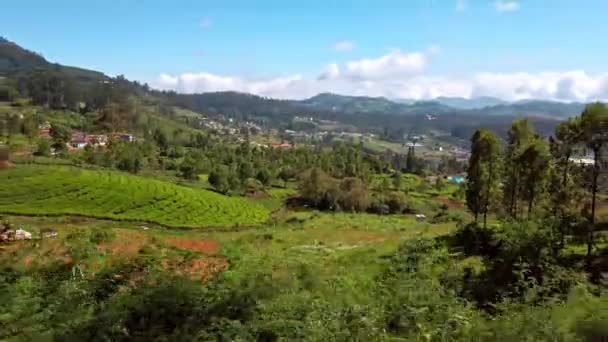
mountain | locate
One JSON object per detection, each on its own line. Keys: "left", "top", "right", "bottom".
{"left": 433, "top": 96, "right": 508, "bottom": 109}
{"left": 479, "top": 100, "right": 585, "bottom": 118}
{"left": 300, "top": 93, "right": 400, "bottom": 113}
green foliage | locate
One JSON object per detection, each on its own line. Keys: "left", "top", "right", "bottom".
{"left": 299, "top": 168, "right": 371, "bottom": 212}
{"left": 383, "top": 191, "right": 408, "bottom": 214}
{"left": 0, "top": 165, "right": 269, "bottom": 227}
{"left": 392, "top": 171, "right": 402, "bottom": 190}
{"left": 460, "top": 221, "right": 583, "bottom": 306}
{"left": 89, "top": 227, "right": 115, "bottom": 244}
{"left": 466, "top": 129, "right": 501, "bottom": 225}
{"left": 209, "top": 165, "right": 237, "bottom": 194}
{"left": 33, "top": 138, "right": 51, "bottom": 157}
{"left": 255, "top": 167, "right": 272, "bottom": 187}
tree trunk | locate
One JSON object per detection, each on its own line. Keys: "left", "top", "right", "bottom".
{"left": 483, "top": 160, "right": 494, "bottom": 229}
{"left": 528, "top": 190, "right": 534, "bottom": 218}
{"left": 509, "top": 174, "right": 518, "bottom": 219}
{"left": 587, "top": 148, "right": 599, "bottom": 261}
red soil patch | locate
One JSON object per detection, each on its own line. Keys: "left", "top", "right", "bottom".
{"left": 98, "top": 230, "right": 148, "bottom": 258}
{"left": 164, "top": 237, "right": 220, "bottom": 255}
{"left": 184, "top": 257, "right": 229, "bottom": 281}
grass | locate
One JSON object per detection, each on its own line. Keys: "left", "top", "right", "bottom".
{"left": 0, "top": 165, "right": 270, "bottom": 227}
{"left": 3, "top": 209, "right": 461, "bottom": 293}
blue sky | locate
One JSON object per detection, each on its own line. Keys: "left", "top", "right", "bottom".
{"left": 3, "top": 0, "right": 608, "bottom": 101}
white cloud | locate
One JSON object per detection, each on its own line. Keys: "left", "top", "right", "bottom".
{"left": 334, "top": 40, "right": 355, "bottom": 51}
{"left": 343, "top": 49, "right": 428, "bottom": 80}
{"left": 153, "top": 70, "right": 608, "bottom": 102}
{"left": 152, "top": 47, "right": 608, "bottom": 102}
{"left": 317, "top": 63, "right": 340, "bottom": 80}
{"left": 456, "top": 0, "right": 467, "bottom": 11}
{"left": 495, "top": 0, "right": 520, "bottom": 12}
{"left": 200, "top": 18, "right": 212, "bottom": 29}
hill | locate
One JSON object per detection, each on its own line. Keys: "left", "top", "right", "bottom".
{"left": 0, "top": 37, "right": 107, "bottom": 84}
{"left": 478, "top": 99, "right": 585, "bottom": 118}
{"left": 0, "top": 165, "right": 270, "bottom": 227}
{"left": 300, "top": 92, "right": 401, "bottom": 113}
{"left": 432, "top": 96, "right": 508, "bottom": 109}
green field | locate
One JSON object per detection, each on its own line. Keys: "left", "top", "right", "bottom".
{"left": 0, "top": 165, "right": 270, "bottom": 227}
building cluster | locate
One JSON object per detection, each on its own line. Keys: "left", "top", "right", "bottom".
{"left": 37, "top": 121, "right": 135, "bottom": 150}
{"left": 69, "top": 132, "right": 134, "bottom": 150}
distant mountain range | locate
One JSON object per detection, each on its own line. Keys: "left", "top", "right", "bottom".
{"left": 297, "top": 92, "right": 585, "bottom": 119}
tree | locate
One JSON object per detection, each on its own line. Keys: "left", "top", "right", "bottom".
{"left": 339, "top": 177, "right": 370, "bottom": 212}
{"left": 549, "top": 118, "right": 582, "bottom": 216}
{"left": 255, "top": 168, "right": 272, "bottom": 187}
{"left": 466, "top": 129, "right": 501, "bottom": 227}
{"left": 503, "top": 119, "right": 535, "bottom": 219}
{"left": 153, "top": 128, "right": 169, "bottom": 155}
{"left": 517, "top": 139, "right": 550, "bottom": 217}
{"left": 300, "top": 168, "right": 340, "bottom": 210}
{"left": 238, "top": 161, "right": 254, "bottom": 183}
{"left": 579, "top": 103, "right": 608, "bottom": 259}
{"left": 406, "top": 146, "right": 417, "bottom": 173}
{"left": 50, "top": 124, "right": 71, "bottom": 152}
{"left": 208, "top": 165, "right": 232, "bottom": 194}
{"left": 179, "top": 154, "right": 203, "bottom": 180}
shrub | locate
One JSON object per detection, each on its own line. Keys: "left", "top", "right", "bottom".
{"left": 461, "top": 221, "right": 582, "bottom": 306}
{"left": 33, "top": 139, "right": 51, "bottom": 157}
{"left": 339, "top": 177, "right": 370, "bottom": 212}
{"left": 89, "top": 227, "right": 116, "bottom": 244}
{"left": 384, "top": 191, "right": 408, "bottom": 214}
{"left": 453, "top": 222, "right": 500, "bottom": 257}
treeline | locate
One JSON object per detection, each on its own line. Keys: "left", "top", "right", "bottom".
{"left": 465, "top": 102, "right": 608, "bottom": 260}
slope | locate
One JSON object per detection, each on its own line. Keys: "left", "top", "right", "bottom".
{"left": 0, "top": 165, "right": 270, "bottom": 227}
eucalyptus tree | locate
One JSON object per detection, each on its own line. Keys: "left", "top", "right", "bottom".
{"left": 579, "top": 103, "right": 608, "bottom": 258}
{"left": 466, "top": 129, "right": 501, "bottom": 227}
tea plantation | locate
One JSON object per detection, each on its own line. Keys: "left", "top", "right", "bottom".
{"left": 0, "top": 165, "right": 270, "bottom": 227}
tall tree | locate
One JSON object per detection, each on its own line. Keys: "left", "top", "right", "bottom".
{"left": 548, "top": 118, "right": 583, "bottom": 249}
{"left": 466, "top": 129, "right": 501, "bottom": 227}
{"left": 517, "top": 139, "right": 550, "bottom": 217}
{"left": 503, "top": 119, "right": 535, "bottom": 219}
{"left": 579, "top": 103, "right": 608, "bottom": 259}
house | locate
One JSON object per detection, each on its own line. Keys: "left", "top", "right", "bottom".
{"left": 70, "top": 131, "right": 88, "bottom": 149}
{"left": 14, "top": 228, "right": 32, "bottom": 240}
{"left": 111, "top": 133, "right": 135, "bottom": 142}
{"left": 86, "top": 134, "right": 108, "bottom": 146}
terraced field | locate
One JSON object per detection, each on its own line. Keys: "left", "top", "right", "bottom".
{"left": 0, "top": 165, "right": 270, "bottom": 227}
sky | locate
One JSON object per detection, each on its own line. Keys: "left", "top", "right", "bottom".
{"left": 2, "top": 0, "right": 608, "bottom": 101}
